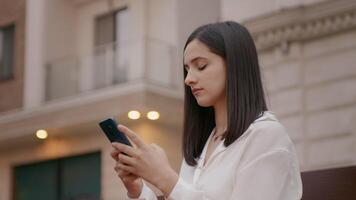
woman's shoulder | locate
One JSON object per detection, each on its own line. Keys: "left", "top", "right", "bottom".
{"left": 232, "top": 111, "right": 301, "bottom": 175}
{"left": 236, "top": 111, "right": 296, "bottom": 155}
{"left": 252, "top": 111, "right": 288, "bottom": 135}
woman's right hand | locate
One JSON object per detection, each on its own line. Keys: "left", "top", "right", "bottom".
{"left": 111, "top": 148, "right": 143, "bottom": 198}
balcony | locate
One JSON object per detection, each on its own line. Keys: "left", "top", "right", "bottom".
{"left": 45, "top": 38, "right": 181, "bottom": 102}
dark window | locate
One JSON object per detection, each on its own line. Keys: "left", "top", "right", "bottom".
{"left": 95, "top": 12, "right": 116, "bottom": 46}
{"left": 0, "top": 24, "right": 15, "bottom": 80}
{"left": 13, "top": 152, "right": 101, "bottom": 200}
{"left": 94, "top": 7, "right": 128, "bottom": 46}
{"left": 94, "top": 8, "right": 129, "bottom": 87}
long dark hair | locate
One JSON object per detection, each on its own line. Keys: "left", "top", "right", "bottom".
{"left": 182, "top": 21, "right": 268, "bottom": 166}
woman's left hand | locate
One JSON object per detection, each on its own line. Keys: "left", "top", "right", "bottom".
{"left": 112, "top": 124, "right": 179, "bottom": 197}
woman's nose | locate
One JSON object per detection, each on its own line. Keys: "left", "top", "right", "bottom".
{"left": 184, "top": 70, "right": 197, "bottom": 86}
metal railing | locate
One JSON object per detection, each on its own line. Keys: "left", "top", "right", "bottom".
{"left": 45, "top": 39, "right": 179, "bottom": 101}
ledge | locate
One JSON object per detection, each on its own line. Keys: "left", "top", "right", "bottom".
{"left": 243, "top": 0, "right": 356, "bottom": 51}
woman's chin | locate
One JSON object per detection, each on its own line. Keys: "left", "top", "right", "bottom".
{"left": 196, "top": 97, "right": 213, "bottom": 107}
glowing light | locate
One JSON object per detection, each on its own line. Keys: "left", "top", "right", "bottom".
{"left": 147, "top": 111, "right": 160, "bottom": 120}
{"left": 128, "top": 110, "right": 141, "bottom": 120}
{"left": 36, "top": 129, "right": 48, "bottom": 139}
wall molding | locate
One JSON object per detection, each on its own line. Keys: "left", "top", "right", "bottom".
{"left": 244, "top": 0, "right": 356, "bottom": 51}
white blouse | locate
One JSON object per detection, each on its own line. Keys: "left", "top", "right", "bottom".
{"left": 129, "top": 111, "right": 303, "bottom": 200}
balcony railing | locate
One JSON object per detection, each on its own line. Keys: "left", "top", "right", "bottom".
{"left": 45, "top": 39, "right": 179, "bottom": 101}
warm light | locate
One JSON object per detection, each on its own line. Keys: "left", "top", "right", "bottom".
{"left": 147, "top": 111, "right": 160, "bottom": 120}
{"left": 36, "top": 129, "right": 48, "bottom": 139}
{"left": 128, "top": 110, "right": 141, "bottom": 120}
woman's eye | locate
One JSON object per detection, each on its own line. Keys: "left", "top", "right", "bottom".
{"left": 198, "top": 64, "right": 207, "bottom": 70}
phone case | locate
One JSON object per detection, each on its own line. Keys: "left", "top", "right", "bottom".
{"left": 99, "top": 118, "right": 132, "bottom": 146}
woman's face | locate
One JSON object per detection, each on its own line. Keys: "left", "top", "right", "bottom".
{"left": 184, "top": 39, "right": 227, "bottom": 107}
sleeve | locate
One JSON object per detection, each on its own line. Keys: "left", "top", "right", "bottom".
{"left": 167, "top": 149, "right": 296, "bottom": 200}
{"left": 165, "top": 159, "right": 210, "bottom": 200}
{"left": 127, "top": 183, "right": 158, "bottom": 200}
{"left": 166, "top": 176, "right": 207, "bottom": 200}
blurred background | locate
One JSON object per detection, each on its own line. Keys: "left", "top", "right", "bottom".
{"left": 0, "top": 0, "right": 355, "bottom": 199}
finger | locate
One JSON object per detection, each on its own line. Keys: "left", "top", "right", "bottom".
{"left": 114, "top": 161, "right": 127, "bottom": 173}
{"left": 117, "top": 169, "right": 128, "bottom": 178}
{"left": 118, "top": 153, "right": 136, "bottom": 166}
{"left": 118, "top": 170, "right": 138, "bottom": 182}
{"left": 118, "top": 169, "right": 131, "bottom": 177}
{"left": 122, "top": 174, "right": 140, "bottom": 183}
{"left": 116, "top": 165, "right": 139, "bottom": 182}
{"left": 118, "top": 125, "right": 145, "bottom": 148}
{"left": 118, "top": 168, "right": 138, "bottom": 180}
{"left": 116, "top": 163, "right": 137, "bottom": 174}
{"left": 112, "top": 142, "right": 138, "bottom": 157}
{"left": 110, "top": 149, "right": 120, "bottom": 161}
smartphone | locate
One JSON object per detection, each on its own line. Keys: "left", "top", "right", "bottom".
{"left": 99, "top": 118, "right": 132, "bottom": 146}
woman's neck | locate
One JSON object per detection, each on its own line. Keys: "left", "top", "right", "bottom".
{"left": 213, "top": 97, "right": 227, "bottom": 136}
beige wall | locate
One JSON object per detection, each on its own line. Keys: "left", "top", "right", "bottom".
{"left": 221, "top": 0, "right": 328, "bottom": 22}
{"left": 147, "top": 0, "right": 178, "bottom": 45}
{"left": 260, "top": 27, "right": 356, "bottom": 171}
{"left": 175, "top": 0, "right": 221, "bottom": 95}
{"left": 0, "top": 0, "right": 25, "bottom": 112}
{"left": 45, "top": 0, "right": 77, "bottom": 62}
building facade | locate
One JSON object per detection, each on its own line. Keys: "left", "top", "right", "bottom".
{"left": 0, "top": 0, "right": 355, "bottom": 199}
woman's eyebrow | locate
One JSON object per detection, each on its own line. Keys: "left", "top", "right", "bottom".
{"left": 184, "top": 56, "right": 208, "bottom": 66}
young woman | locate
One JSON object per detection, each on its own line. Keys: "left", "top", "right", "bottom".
{"left": 111, "top": 21, "right": 303, "bottom": 200}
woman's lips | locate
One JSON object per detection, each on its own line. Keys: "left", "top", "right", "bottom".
{"left": 192, "top": 88, "right": 204, "bottom": 95}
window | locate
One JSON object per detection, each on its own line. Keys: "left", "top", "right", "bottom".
{"left": 13, "top": 152, "right": 101, "bottom": 200}
{"left": 95, "top": 7, "right": 129, "bottom": 46}
{"left": 94, "top": 8, "right": 129, "bottom": 87}
{"left": 0, "top": 24, "right": 15, "bottom": 80}
{"left": 95, "top": 12, "right": 116, "bottom": 46}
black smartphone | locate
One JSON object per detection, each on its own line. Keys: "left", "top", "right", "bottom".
{"left": 99, "top": 118, "right": 132, "bottom": 146}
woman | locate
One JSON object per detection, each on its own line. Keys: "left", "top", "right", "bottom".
{"left": 111, "top": 21, "right": 303, "bottom": 200}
